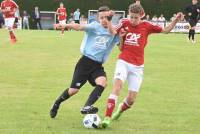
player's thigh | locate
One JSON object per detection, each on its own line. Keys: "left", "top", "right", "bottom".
{"left": 113, "top": 59, "right": 128, "bottom": 83}
{"left": 189, "top": 19, "right": 197, "bottom": 28}
{"left": 88, "top": 66, "right": 106, "bottom": 87}
{"left": 127, "top": 67, "right": 143, "bottom": 92}
{"left": 4, "top": 18, "right": 15, "bottom": 28}
{"left": 70, "top": 58, "right": 91, "bottom": 89}
{"left": 70, "top": 67, "right": 88, "bottom": 89}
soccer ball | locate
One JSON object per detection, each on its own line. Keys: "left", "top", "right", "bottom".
{"left": 83, "top": 114, "right": 101, "bottom": 129}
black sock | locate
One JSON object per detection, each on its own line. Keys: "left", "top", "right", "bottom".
{"left": 84, "top": 85, "right": 105, "bottom": 106}
{"left": 188, "top": 29, "right": 192, "bottom": 40}
{"left": 55, "top": 88, "right": 70, "bottom": 105}
{"left": 191, "top": 29, "right": 195, "bottom": 40}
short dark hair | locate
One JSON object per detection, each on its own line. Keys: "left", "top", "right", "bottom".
{"left": 129, "top": 3, "right": 144, "bottom": 14}
{"left": 98, "top": 6, "right": 110, "bottom": 12}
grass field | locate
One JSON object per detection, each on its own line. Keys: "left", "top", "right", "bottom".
{"left": 0, "top": 29, "right": 200, "bottom": 134}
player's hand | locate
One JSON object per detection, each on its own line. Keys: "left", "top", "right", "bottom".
{"left": 197, "top": 9, "right": 200, "bottom": 13}
{"left": 176, "top": 12, "right": 184, "bottom": 21}
{"left": 106, "top": 10, "right": 115, "bottom": 21}
{"left": 119, "top": 28, "right": 127, "bottom": 38}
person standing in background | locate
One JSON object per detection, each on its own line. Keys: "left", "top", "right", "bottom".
{"left": 74, "top": 8, "right": 80, "bottom": 24}
{"left": 185, "top": 0, "right": 200, "bottom": 44}
{"left": 32, "top": 6, "right": 42, "bottom": 30}
{"left": 22, "top": 10, "right": 30, "bottom": 29}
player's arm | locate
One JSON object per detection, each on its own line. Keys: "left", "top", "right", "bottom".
{"left": 106, "top": 10, "right": 117, "bottom": 35}
{"left": 56, "top": 9, "right": 61, "bottom": 15}
{"left": 107, "top": 20, "right": 117, "bottom": 35}
{"left": 0, "top": 6, "right": 6, "bottom": 13}
{"left": 162, "top": 12, "right": 184, "bottom": 33}
{"left": 118, "top": 28, "right": 127, "bottom": 51}
{"left": 55, "top": 23, "right": 85, "bottom": 31}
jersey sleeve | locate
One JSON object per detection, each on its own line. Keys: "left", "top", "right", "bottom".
{"left": 147, "top": 22, "right": 163, "bottom": 34}
{"left": 83, "top": 22, "right": 97, "bottom": 32}
{"left": 12, "top": 1, "right": 18, "bottom": 8}
{"left": 115, "top": 19, "right": 126, "bottom": 33}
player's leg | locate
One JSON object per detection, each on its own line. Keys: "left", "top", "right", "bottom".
{"left": 102, "top": 60, "right": 128, "bottom": 128}
{"left": 189, "top": 20, "right": 196, "bottom": 44}
{"left": 5, "top": 18, "right": 17, "bottom": 43}
{"left": 112, "top": 91, "right": 137, "bottom": 121}
{"left": 81, "top": 75, "right": 106, "bottom": 114}
{"left": 112, "top": 66, "right": 143, "bottom": 121}
{"left": 102, "top": 79, "right": 124, "bottom": 128}
{"left": 60, "top": 20, "right": 66, "bottom": 34}
{"left": 81, "top": 62, "right": 107, "bottom": 114}
{"left": 50, "top": 57, "right": 88, "bottom": 118}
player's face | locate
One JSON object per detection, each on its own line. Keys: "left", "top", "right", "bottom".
{"left": 60, "top": 3, "right": 63, "bottom": 8}
{"left": 192, "top": 0, "right": 198, "bottom": 5}
{"left": 98, "top": 11, "right": 110, "bottom": 28}
{"left": 129, "top": 12, "right": 142, "bottom": 26}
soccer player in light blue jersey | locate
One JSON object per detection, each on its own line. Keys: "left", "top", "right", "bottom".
{"left": 50, "top": 6, "right": 119, "bottom": 118}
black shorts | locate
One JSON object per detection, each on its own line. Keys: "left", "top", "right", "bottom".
{"left": 70, "top": 56, "right": 106, "bottom": 89}
{"left": 189, "top": 19, "right": 198, "bottom": 27}
{"left": 74, "top": 20, "right": 80, "bottom": 24}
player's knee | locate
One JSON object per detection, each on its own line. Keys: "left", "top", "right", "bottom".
{"left": 95, "top": 77, "right": 107, "bottom": 87}
{"left": 68, "top": 88, "right": 79, "bottom": 96}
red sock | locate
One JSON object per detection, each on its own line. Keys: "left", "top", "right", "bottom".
{"left": 121, "top": 101, "right": 130, "bottom": 112}
{"left": 9, "top": 31, "right": 16, "bottom": 40}
{"left": 105, "top": 98, "right": 116, "bottom": 117}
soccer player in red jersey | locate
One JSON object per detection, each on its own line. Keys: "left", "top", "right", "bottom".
{"left": 101, "top": 3, "right": 184, "bottom": 128}
{"left": 56, "top": 2, "right": 67, "bottom": 35}
{"left": 0, "top": 0, "right": 18, "bottom": 44}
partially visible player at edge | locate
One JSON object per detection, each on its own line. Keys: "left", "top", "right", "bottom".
{"left": 56, "top": 2, "right": 67, "bottom": 35}
{"left": 50, "top": 6, "right": 119, "bottom": 118}
{"left": 0, "top": 0, "right": 18, "bottom": 44}
{"left": 185, "top": 0, "right": 200, "bottom": 44}
{"left": 101, "top": 3, "right": 184, "bottom": 128}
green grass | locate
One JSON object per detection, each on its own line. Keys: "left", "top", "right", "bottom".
{"left": 0, "top": 29, "right": 200, "bottom": 134}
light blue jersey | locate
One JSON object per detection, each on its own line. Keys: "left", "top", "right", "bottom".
{"left": 80, "top": 21, "right": 119, "bottom": 63}
{"left": 74, "top": 11, "right": 80, "bottom": 20}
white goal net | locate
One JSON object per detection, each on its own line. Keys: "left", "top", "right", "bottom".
{"left": 40, "top": 11, "right": 56, "bottom": 30}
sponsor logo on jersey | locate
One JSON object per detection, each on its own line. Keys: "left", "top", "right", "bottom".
{"left": 95, "top": 36, "right": 109, "bottom": 49}
{"left": 125, "top": 33, "right": 141, "bottom": 46}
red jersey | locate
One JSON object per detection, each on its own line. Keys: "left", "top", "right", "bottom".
{"left": 0, "top": 0, "right": 18, "bottom": 18}
{"left": 56, "top": 7, "right": 67, "bottom": 21}
{"left": 116, "top": 19, "right": 163, "bottom": 66}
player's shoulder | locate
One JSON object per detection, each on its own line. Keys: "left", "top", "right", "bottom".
{"left": 142, "top": 20, "right": 156, "bottom": 26}
{"left": 10, "top": 0, "right": 18, "bottom": 6}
